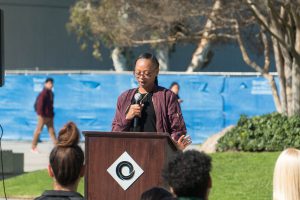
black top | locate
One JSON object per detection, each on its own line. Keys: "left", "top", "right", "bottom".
{"left": 34, "top": 190, "right": 85, "bottom": 200}
{"left": 130, "top": 92, "right": 156, "bottom": 132}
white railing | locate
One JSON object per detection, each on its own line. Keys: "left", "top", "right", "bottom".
{"left": 5, "top": 70, "right": 278, "bottom": 76}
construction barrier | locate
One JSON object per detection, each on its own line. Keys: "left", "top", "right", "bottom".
{"left": 0, "top": 72, "right": 277, "bottom": 143}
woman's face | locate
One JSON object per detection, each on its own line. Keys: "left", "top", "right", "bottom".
{"left": 134, "top": 58, "right": 159, "bottom": 88}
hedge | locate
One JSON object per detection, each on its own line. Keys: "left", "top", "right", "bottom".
{"left": 217, "top": 112, "right": 300, "bottom": 152}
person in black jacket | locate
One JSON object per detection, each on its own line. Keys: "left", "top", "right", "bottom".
{"left": 32, "top": 77, "right": 56, "bottom": 153}
{"left": 34, "top": 122, "right": 85, "bottom": 200}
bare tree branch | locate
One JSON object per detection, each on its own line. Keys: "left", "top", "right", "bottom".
{"left": 261, "top": 27, "right": 270, "bottom": 73}
{"left": 235, "top": 19, "right": 282, "bottom": 112}
{"left": 246, "top": 0, "right": 292, "bottom": 50}
{"left": 235, "top": 20, "right": 263, "bottom": 73}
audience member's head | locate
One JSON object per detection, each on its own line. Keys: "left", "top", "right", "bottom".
{"left": 140, "top": 187, "right": 173, "bottom": 200}
{"left": 273, "top": 148, "right": 300, "bottom": 200}
{"left": 48, "top": 121, "right": 84, "bottom": 191}
{"left": 169, "top": 82, "right": 180, "bottom": 95}
{"left": 163, "top": 150, "right": 212, "bottom": 199}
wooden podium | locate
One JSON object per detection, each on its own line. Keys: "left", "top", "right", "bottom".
{"left": 83, "top": 131, "right": 178, "bottom": 200}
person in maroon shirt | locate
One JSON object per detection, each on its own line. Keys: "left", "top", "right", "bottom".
{"left": 31, "top": 78, "right": 57, "bottom": 153}
{"left": 112, "top": 53, "right": 191, "bottom": 150}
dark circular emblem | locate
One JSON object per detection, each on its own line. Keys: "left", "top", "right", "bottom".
{"left": 116, "top": 161, "right": 135, "bottom": 180}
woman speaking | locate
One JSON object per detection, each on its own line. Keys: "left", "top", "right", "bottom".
{"left": 112, "top": 53, "right": 191, "bottom": 150}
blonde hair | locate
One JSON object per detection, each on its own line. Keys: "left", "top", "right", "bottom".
{"left": 273, "top": 148, "right": 300, "bottom": 200}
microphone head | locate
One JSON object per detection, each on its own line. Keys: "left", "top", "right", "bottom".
{"left": 134, "top": 92, "right": 142, "bottom": 103}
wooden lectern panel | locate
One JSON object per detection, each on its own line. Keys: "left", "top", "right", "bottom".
{"left": 84, "top": 132, "right": 178, "bottom": 200}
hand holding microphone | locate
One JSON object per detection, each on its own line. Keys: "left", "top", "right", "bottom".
{"left": 125, "top": 93, "right": 144, "bottom": 126}
{"left": 126, "top": 104, "right": 143, "bottom": 120}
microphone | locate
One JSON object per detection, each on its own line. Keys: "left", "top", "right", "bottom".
{"left": 133, "top": 93, "right": 142, "bottom": 129}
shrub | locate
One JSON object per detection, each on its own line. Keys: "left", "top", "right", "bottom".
{"left": 217, "top": 112, "right": 300, "bottom": 152}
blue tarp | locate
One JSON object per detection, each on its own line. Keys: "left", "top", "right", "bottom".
{"left": 0, "top": 74, "right": 277, "bottom": 143}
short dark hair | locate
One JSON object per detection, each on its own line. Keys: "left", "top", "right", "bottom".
{"left": 162, "top": 150, "right": 212, "bottom": 198}
{"left": 49, "top": 122, "right": 84, "bottom": 187}
{"left": 140, "top": 187, "right": 173, "bottom": 200}
{"left": 45, "top": 77, "right": 54, "bottom": 83}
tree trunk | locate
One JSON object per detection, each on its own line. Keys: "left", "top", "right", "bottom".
{"left": 291, "top": 24, "right": 300, "bottom": 115}
{"left": 279, "top": 43, "right": 293, "bottom": 116}
{"left": 284, "top": 54, "right": 293, "bottom": 116}
{"left": 292, "top": 58, "right": 300, "bottom": 115}
{"left": 111, "top": 47, "right": 127, "bottom": 72}
{"left": 186, "top": 0, "right": 221, "bottom": 72}
{"left": 186, "top": 41, "right": 211, "bottom": 72}
{"left": 155, "top": 45, "right": 169, "bottom": 71}
{"left": 272, "top": 38, "right": 287, "bottom": 115}
{"left": 263, "top": 74, "right": 282, "bottom": 113}
{"left": 288, "top": 5, "right": 300, "bottom": 115}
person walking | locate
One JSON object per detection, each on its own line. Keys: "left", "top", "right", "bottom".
{"left": 31, "top": 78, "right": 56, "bottom": 153}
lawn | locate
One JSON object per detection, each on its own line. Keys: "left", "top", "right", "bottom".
{"left": 0, "top": 152, "right": 280, "bottom": 199}
{"left": 210, "top": 152, "right": 279, "bottom": 200}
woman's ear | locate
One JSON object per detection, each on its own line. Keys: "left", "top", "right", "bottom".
{"left": 80, "top": 164, "right": 85, "bottom": 177}
{"left": 47, "top": 164, "right": 54, "bottom": 178}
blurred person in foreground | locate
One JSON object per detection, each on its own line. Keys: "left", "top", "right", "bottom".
{"left": 163, "top": 150, "right": 212, "bottom": 200}
{"left": 112, "top": 53, "right": 191, "bottom": 150}
{"left": 169, "top": 82, "right": 183, "bottom": 103}
{"left": 34, "top": 122, "right": 85, "bottom": 200}
{"left": 32, "top": 77, "right": 56, "bottom": 153}
{"left": 140, "top": 187, "right": 174, "bottom": 200}
{"left": 273, "top": 148, "right": 300, "bottom": 200}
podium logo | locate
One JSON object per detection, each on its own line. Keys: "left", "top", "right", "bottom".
{"left": 116, "top": 161, "right": 135, "bottom": 180}
{"left": 107, "top": 151, "right": 144, "bottom": 190}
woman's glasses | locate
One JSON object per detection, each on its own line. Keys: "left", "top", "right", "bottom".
{"left": 134, "top": 70, "right": 155, "bottom": 78}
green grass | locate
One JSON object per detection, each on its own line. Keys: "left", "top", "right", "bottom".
{"left": 210, "top": 152, "right": 279, "bottom": 200}
{"left": 0, "top": 152, "right": 280, "bottom": 199}
{"left": 0, "top": 170, "right": 84, "bottom": 198}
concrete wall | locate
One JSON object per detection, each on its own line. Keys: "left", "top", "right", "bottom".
{"left": 0, "top": 0, "right": 275, "bottom": 72}
{"left": 1, "top": 0, "right": 112, "bottom": 70}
